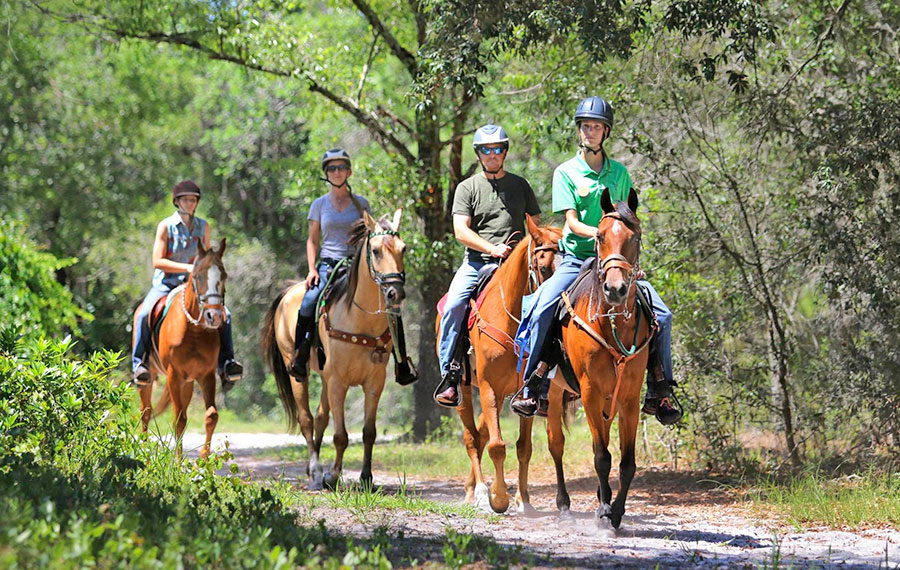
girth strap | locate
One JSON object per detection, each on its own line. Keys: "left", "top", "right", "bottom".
{"left": 323, "top": 313, "right": 392, "bottom": 359}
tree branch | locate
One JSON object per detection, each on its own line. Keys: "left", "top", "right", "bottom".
{"left": 349, "top": 0, "right": 418, "bottom": 77}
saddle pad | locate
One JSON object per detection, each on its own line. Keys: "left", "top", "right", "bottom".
{"left": 150, "top": 285, "right": 186, "bottom": 336}
{"left": 436, "top": 264, "right": 499, "bottom": 329}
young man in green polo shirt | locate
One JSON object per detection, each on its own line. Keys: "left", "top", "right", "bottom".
{"left": 510, "top": 96, "right": 682, "bottom": 425}
{"left": 433, "top": 124, "right": 541, "bottom": 407}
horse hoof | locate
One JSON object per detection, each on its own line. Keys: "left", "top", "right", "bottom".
{"left": 558, "top": 508, "right": 574, "bottom": 523}
{"left": 516, "top": 501, "right": 536, "bottom": 516}
{"left": 307, "top": 478, "right": 324, "bottom": 491}
{"left": 594, "top": 513, "right": 617, "bottom": 538}
{"left": 323, "top": 472, "right": 340, "bottom": 491}
{"left": 473, "top": 483, "right": 491, "bottom": 512}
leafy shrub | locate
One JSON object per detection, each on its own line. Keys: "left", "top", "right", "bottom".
{"left": 0, "top": 221, "right": 90, "bottom": 338}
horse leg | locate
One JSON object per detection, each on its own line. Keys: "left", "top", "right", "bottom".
{"left": 324, "top": 380, "right": 349, "bottom": 491}
{"left": 515, "top": 414, "right": 535, "bottom": 514}
{"left": 291, "top": 376, "right": 321, "bottom": 490}
{"left": 359, "top": 375, "right": 385, "bottom": 489}
{"left": 198, "top": 371, "right": 218, "bottom": 460}
{"left": 478, "top": 382, "right": 509, "bottom": 513}
{"left": 457, "top": 382, "right": 486, "bottom": 504}
{"left": 167, "top": 369, "right": 190, "bottom": 459}
{"left": 310, "top": 378, "right": 331, "bottom": 488}
{"left": 611, "top": 399, "right": 640, "bottom": 529}
{"left": 584, "top": 392, "right": 615, "bottom": 535}
{"left": 139, "top": 381, "right": 153, "bottom": 433}
{"left": 547, "top": 384, "right": 571, "bottom": 519}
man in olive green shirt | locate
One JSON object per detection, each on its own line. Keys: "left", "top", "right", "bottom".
{"left": 433, "top": 124, "right": 541, "bottom": 407}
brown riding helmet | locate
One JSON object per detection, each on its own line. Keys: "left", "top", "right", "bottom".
{"left": 172, "top": 180, "right": 201, "bottom": 206}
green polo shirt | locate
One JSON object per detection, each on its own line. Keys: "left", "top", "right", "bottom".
{"left": 552, "top": 151, "right": 633, "bottom": 259}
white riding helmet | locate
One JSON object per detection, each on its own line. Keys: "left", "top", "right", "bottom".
{"left": 321, "top": 148, "right": 352, "bottom": 170}
{"left": 472, "top": 124, "right": 509, "bottom": 149}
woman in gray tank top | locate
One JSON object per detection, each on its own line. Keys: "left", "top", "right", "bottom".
{"left": 289, "top": 149, "right": 418, "bottom": 386}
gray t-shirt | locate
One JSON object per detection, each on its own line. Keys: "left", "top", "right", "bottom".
{"left": 452, "top": 172, "right": 541, "bottom": 262}
{"left": 308, "top": 193, "right": 371, "bottom": 260}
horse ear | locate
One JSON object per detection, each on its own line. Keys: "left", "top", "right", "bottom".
{"left": 391, "top": 208, "right": 403, "bottom": 232}
{"left": 600, "top": 188, "right": 614, "bottom": 214}
{"left": 363, "top": 210, "right": 377, "bottom": 231}
{"left": 525, "top": 214, "right": 541, "bottom": 242}
{"left": 627, "top": 188, "right": 639, "bottom": 213}
{"left": 217, "top": 237, "right": 227, "bottom": 257}
{"left": 197, "top": 239, "right": 208, "bottom": 257}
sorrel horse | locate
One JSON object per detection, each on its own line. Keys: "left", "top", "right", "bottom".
{"left": 262, "top": 210, "right": 406, "bottom": 490}
{"left": 135, "top": 239, "right": 229, "bottom": 459}
{"left": 548, "top": 188, "right": 654, "bottom": 534}
{"left": 436, "top": 216, "right": 562, "bottom": 513}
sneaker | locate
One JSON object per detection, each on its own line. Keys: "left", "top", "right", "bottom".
{"left": 655, "top": 396, "right": 683, "bottom": 425}
{"left": 133, "top": 364, "right": 151, "bottom": 387}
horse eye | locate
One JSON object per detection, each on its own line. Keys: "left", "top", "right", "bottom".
{"left": 373, "top": 247, "right": 382, "bottom": 257}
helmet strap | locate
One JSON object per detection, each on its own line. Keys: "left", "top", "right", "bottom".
{"left": 320, "top": 176, "right": 351, "bottom": 192}
{"left": 477, "top": 157, "right": 504, "bottom": 176}
{"left": 175, "top": 198, "right": 197, "bottom": 226}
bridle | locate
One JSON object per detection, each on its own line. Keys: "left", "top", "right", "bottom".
{"left": 353, "top": 229, "right": 405, "bottom": 316}
{"left": 182, "top": 262, "right": 225, "bottom": 327}
{"left": 594, "top": 212, "right": 641, "bottom": 310}
{"left": 527, "top": 239, "right": 560, "bottom": 294}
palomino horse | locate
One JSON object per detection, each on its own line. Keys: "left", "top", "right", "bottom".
{"left": 548, "top": 188, "right": 654, "bottom": 533}
{"left": 262, "top": 210, "right": 406, "bottom": 490}
{"left": 136, "top": 239, "right": 229, "bottom": 459}
{"left": 437, "top": 216, "right": 562, "bottom": 513}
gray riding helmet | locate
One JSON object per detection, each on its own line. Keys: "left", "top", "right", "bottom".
{"left": 321, "top": 148, "right": 352, "bottom": 170}
{"left": 472, "top": 124, "right": 509, "bottom": 150}
{"left": 574, "top": 96, "right": 614, "bottom": 130}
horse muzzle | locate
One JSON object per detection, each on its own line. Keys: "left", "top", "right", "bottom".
{"left": 202, "top": 307, "right": 226, "bottom": 329}
{"left": 602, "top": 280, "right": 629, "bottom": 306}
{"left": 383, "top": 284, "right": 406, "bottom": 311}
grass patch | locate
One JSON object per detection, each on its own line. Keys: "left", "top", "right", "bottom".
{"left": 748, "top": 471, "right": 900, "bottom": 530}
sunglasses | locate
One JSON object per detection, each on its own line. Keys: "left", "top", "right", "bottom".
{"left": 325, "top": 164, "right": 350, "bottom": 173}
{"left": 477, "top": 146, "right": 506, "bottom": 156}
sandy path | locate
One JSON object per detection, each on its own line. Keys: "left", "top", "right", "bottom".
{"left": 184, "top": 434, "right": 899, "bottom": 568}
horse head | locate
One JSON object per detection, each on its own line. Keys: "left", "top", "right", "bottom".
{"left": 358, "top": 209, "right": 407, "bottom": 312}
{"left": 596, "top": 188, "right": 641, "bottom": 307}
{"left": 525, "top": 214, "right": 564, "bottom": 288}
{"left": 191, "top": 238, "right": 228, "bottom": 329}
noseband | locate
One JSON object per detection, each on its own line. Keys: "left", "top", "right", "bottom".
{"left": 527, "top": 240, "right": 560, "bottom": 293}
{"left": 356, "top": 229, "right": 405, "bottom": 315}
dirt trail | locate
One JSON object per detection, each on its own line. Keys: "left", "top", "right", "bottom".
{"left": 184, "top": 434, "right": 899, "bottom": 568}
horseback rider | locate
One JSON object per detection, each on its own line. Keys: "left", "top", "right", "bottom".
{"left": 433, "top": 124, "right": 542, "bottom": 407}
{"left": 131, "top": 180, "right": 243, "bottom": 385}
{"left": 509, "top": 96, "right": 682, "bottom": 424}
{"left": 289, "top": 148, "right": 417, "bottom": 385}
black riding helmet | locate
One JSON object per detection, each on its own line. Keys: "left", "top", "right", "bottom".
{"left": 574, "top": 96, "right": 614, "bottom": 130}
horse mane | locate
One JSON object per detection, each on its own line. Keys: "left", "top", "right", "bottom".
{"left": 495, "top": 236, "right": 532, "bottom": 293}
{"left": 329, "top": 216, "right": 395, "bottom": 309}
{"left": 568, "top": 201, "right": 641, "bottom": 307}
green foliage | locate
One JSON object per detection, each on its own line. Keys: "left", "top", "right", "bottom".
{"left": 0, "top": 223, "right": 90, "bottom": 338}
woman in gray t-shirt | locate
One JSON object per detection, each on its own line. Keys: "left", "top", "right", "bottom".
{"left": 289, "top": 149, "right": 368, "bottom": 378}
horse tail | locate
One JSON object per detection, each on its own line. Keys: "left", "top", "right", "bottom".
{"left": 151, "top": 381, "right": 172, "bottom": 419}
{"left": 261, "top": 290, "right": 300, "bottom": 433}
{"left": 561, "top": 392, "right": 579, "bottom": 432}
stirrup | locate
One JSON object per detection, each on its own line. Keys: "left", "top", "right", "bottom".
{"left": 395, "top": 359, "right": 418, "bottom": 386}
{"left": 132, "top": 364, "right": 151, "bottom": 388}
{"left": 656, "top": 392, "right": 683, "bottom": 426}
{"left": 289, "top": 349, "right": 309, "bottom": 381}
{"left": 433, "top": 366, "right": 462, "bottom": 408}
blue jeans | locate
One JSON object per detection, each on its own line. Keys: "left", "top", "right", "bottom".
{"left": 132, "top": 284, "right": 235, "bottom": 372}
{"left": 515, "top": 254, "right": 675, "bottom": 383}
{"left": 437, "top": 259, "right": 486, "bottom": 376}
{"left": 299, "top": 261, "right": 335, "bottom": 318}
{"left": 637, "top": 280, "right": 673, "bottom": 382}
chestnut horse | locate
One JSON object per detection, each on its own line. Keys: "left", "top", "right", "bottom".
{"left": 437, "top": 216, "right": 562, "bottom": 513}
{"left": 136, "top": 239, "right": 229, "bottom": 459}
{"left": 548, "top": 188, "right": 653, "bottom": 534}
{"left": 263, "top": 211, "right": 406, "bottom": 490}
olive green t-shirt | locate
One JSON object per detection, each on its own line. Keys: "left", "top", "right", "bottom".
{"left": 552, "top": 152, "right": 633, "bottom": 259}
{"left": 452, "top": 172, "right": 541, "bottom": 262}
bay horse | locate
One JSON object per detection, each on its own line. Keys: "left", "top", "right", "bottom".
{"left": 136, "top": 238, "right": 229, "bottom": 459}
{"left": 436, "top": 216, "right": 562, "bottom": 513}
{"left": 262, "top": 210, "right": 406, "bottom": 490}
{"left": 548, "top": 188, "right": 654, "bottom": 534}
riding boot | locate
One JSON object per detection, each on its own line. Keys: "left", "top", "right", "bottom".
{"left": 390, "top": 315, "right": 418, "bottom": 385}
{"left": 433, "top": 362, "right": 463, "bottom": 407}
{"left": 289, "top": 312, "right": 315, "bottom": 380}
{"left": 511, "top": 361, "right": 550, "bottom": 418}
